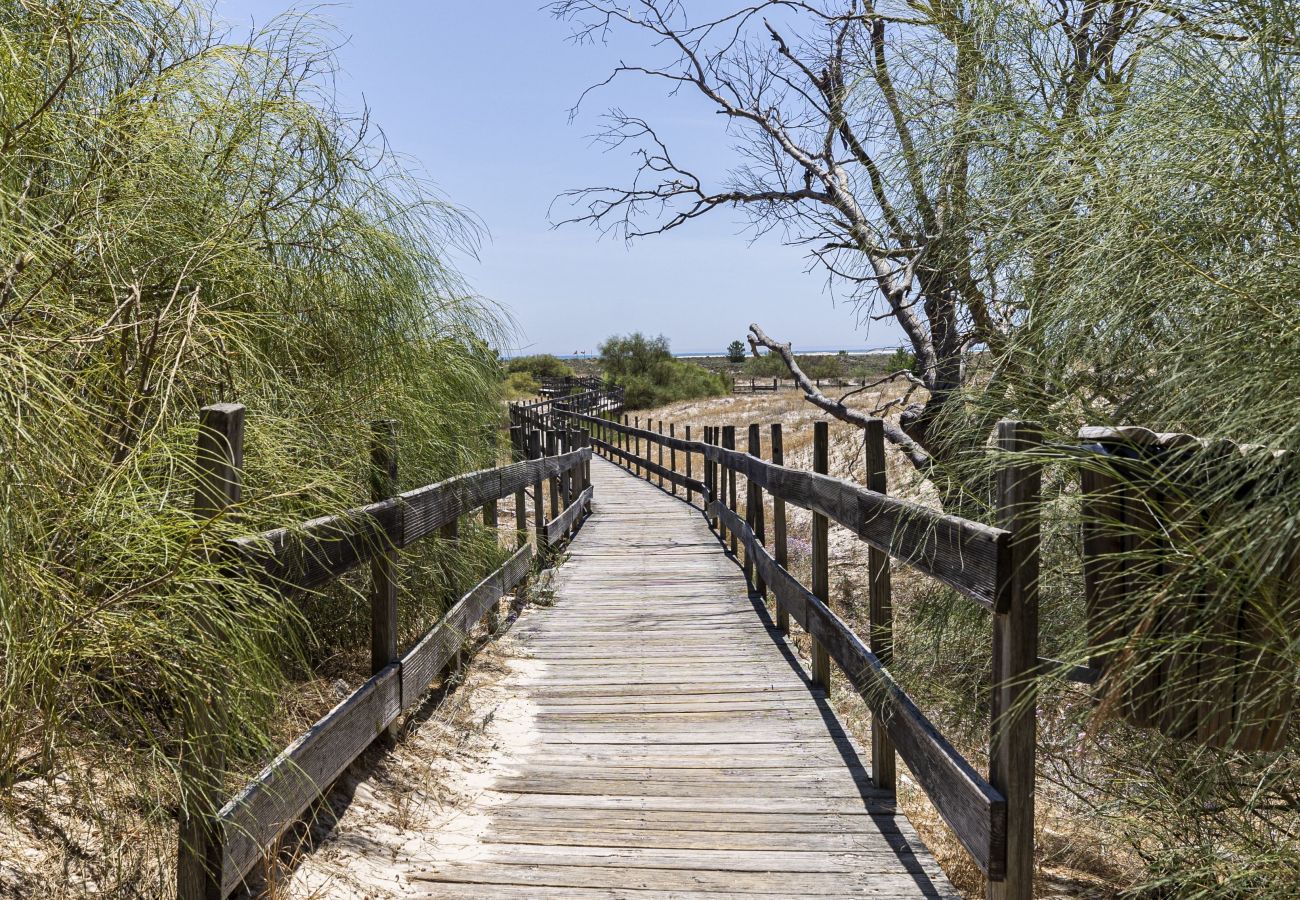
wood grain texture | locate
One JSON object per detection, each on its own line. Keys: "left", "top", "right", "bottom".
{"left": 418, "top": 458, "right": 956, "bottom": 899}
{"left": 217, "top": 664, "right": 402, "bottom": 893}
{"left": 230, "top": 452, "right": 588, "bottom": 593}
{"left": 216, "top": 544, "right": 534, "bottom": 893}
{"left": 564, "top": 410, "right": 1006, "bottom": 607}
{"left": 709, "top": 500, "right": 1006, "bottom": 879}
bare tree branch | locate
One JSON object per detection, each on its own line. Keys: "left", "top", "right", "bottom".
{"left": 747, "top": 321, "right": 931, "bottom": 471}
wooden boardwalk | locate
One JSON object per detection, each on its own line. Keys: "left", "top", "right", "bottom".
{"left": 415, "top": 456, "right": 956, "bottom": 898}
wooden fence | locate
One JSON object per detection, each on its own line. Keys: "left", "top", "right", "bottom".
{"left": 1078, "top": 425, "right": 1296, "bottom": 752}
{"left": 178, "top": 399, "right": 607, "bottom": 899}
{"left": 561, "top": 408, "right": 1050, "bottom": 900}
{"left": 538, "top": 373, "right": 611, "bottom": 398}
{"left": 732, "top": 376, "right": 779, "bottom": 393}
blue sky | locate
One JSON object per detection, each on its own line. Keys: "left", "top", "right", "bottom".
{"left": 214, "top": 2, "right": 906, "bottom": 356}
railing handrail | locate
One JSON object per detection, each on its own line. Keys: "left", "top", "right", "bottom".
{"left": 180, "top": 405, "right": 596, "bottom": 899}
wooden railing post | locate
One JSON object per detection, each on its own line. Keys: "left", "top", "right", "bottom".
{"left": 811, "top": 421, "right": 831, "bottom": 689}
{"left": 747, "top": 424, "right": 766, "bottom": 599}
{"left": 510, "top": 426, "right": 528, "bottom": 550}
{"left": 370, "top": 419, "right": 400, "bottom": 744}
{"left": 657, "top": 420, "right": 665, "bottom": 488}
{"left": 441, "top": 506, "right": 463, "bottom": 674}
{"left": 706, "top": 426, "right": 719, "bottom": 530}
{"left": 770, "top": 423, "right": 789, "bottom": 635}
{"left": 546, "top": 430, "right": 560, "bottom": 525}
{"left": 684, "top": 425, "right": 692, "bottom": 505}
{"left": 989, "top": 420, "right": 1041, "bottom": 900}
{"left": 178, "top": 402, "right": 244, "bottom": 900}
{"left": 633, "top": 416, "right": 641, "bottom": 478}
{"left": 669, "top": 423, "right": 677, "bottom": 495}
{"left": 722, "top": 426, "right": 738, "bottom": 557}
{"left": 483, "top": 493, "right": 500, "bottom": 633}
{"left": 864, "top": 419, "right": 895, "bottom": 789}
{"left": 622, "top": 414, "right": 629, "bottom": 469}
{"left": 530, "top": 430, "right": 547, "bottom": 556}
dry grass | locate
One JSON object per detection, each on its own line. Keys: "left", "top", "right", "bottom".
{"left": 634, "top": 388, "right": 1142, "bottom": 899}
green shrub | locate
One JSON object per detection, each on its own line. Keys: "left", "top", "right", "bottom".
{"left": 726, "top": 339, "right": 746, "bottom": 363}
{"left": 742, "top": 351, "right": 787, "bottom": 377}
{"left": 506, "top": 353, "right": 573, "bottom": 381}
{"left": 599, "top": 332, "right": 727, "bottom": 408}
{"left": 0, "top": 1, "right": 503, "bottom": 871}
{"left": 505, "top": 370, "right": 541, "bottom": 399}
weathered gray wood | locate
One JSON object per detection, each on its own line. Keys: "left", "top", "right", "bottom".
{"left": 771, "top": 423, "right": 789, "bottom": 635}
{"left": 179, "top": 403, "right": 244, "bottom": 900}
{"left": 510, "top": 426, "right": 528, "bottom": 550}
{"left": 669, "top": 423, "right": 677, "bottom": 496}
{"left": 217, "top": 663, "right": 401, "bottom": 894}
{"left": 400, "top": 543, "right": 533, "bottom": 702}
{"left": 369, "top": 419, "right": 400, "bottom": 745}
{"left": 684, "top": 425, "right": 693, "bottom": 506}
{"left": 483, "top": 495, "right": 500, "bottom": 633}
{"left": 564, "top": 410, "right": 1007, "bottom": 606}
{"left": 547, "top": 486, "right": 594, "bottom": 545}
{"left": 657, "top": 420, "right": 665, "bottom": 488}
{"left": 988, "top": 420, "right": 1041, "bottom": 900}
{"left": 723, "top": 426, "right": 738, "bottom": 557}
{"left": 588, "top": 436, "right": 705, "bottom": 495}
{"left": 417, "top": 457, "right": 955, "bottom": 899}
{"left": 864, "top": 419, "right": 895, "bottom": 791}
{"left": 230, "top": 452, "right": 588, "bottom": 592}
{"left": 811, "top": 421, "right": 831, "bottom": 690}
{"left": 709, "top": 500, "right": 1005, "bottom": 878}
{"left": 747, "top": 424, "right": 766, "bottom": 598}
{"left": 530, "top": 432, "right": 546, "bottom": 554}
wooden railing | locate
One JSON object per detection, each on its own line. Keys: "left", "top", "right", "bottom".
{"left": 178, "top": 403, "right": 593, "bottom": 899}
{"left": 561, "top": 408, "right": 1044, "bottom": 900}
{"left": 538, "top": 373, "right": 612, "bottom": 398}
{"left": 732, "top": 376, "right": 779, "bottom": 393}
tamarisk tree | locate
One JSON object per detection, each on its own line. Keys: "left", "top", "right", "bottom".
{"left": 550, "top": 0, "right": 1157, "bottom": 504}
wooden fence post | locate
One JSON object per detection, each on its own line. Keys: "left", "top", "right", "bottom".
{"left": 622, "top": 414, "right": 629, "bottom": 469}
{"left": 441, "top": 507, "right": 463, "bottom": 674}
{"left": 684, "top": 425, "right": 692, "bottom": 506}
{"left": 657, "top": 420, "right": 665, "bottom": 488}
{"left": 633, "top": 416, "right": 641, "bottom": 478}
{"left": 747, "top": 423, "right": 766, "bottom": 599}
{"left": 511, "top": 426, "right": 528, "bottom": 549}
{"left": 722, "top": 426, "right": 738, "bottom": 557}
{"left": 989, "top": 420, "right": 1041, "bottom": 900}
{"left": 811, "top": 421, "right": 831, "bottom": 690}
{"left": 864, "top": 419, "right": 895, "bottom": 789}
{"left": 483, "top": 493, "right": 500, "bottom": 633}
{"left": 712, "top": 426, "right": 722, "bottom": 530}
{"left": 370, "top": 419, "right": 400, "bottom": 745}
{"left": 530, "top": 430, "right": 547, "bottom": 557}
{"left": 770, "top": 423, "right": 789, "bottom": 635}
{"left": 669, "top": 423, "right": 677, "bottom": 496}
{"left": 546, "top": 430, "right": 560, "bottom": 524}
{"left": 178, "top": 402, "right": 244, "bottom": 900}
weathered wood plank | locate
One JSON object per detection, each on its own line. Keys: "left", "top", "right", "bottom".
{"left": 547, "top": 486, "right": 594, "bottom": 546}
{"left": 217, "top": 664, "right": 401, "bottom": 893}
{"left": 230, "top": 451, "right": 587, "bottom": 592}
{"left": 400, "top": 543, "right": 533, "bottom": 703}
{"left": 709, "top": 499, "right": 1006, "bottom": 877}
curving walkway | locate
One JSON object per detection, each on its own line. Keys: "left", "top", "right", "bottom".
{"left": 410, "top": 456, "right": 956, "bottom": 898}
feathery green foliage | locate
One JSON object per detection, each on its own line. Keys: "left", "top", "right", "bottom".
{"left": 0, "top": 0, "right": 504, "bottom": 881}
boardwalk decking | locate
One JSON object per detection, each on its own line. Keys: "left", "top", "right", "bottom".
{"left": 414, "top": 456, "right": 956, "bottom": 898}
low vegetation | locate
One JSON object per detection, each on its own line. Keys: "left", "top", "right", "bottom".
{"left": 0, "top": 2, "right": 502, "bottom": 891}
{"left": 597, "top": 332, "right": 728, "bottom": 409}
